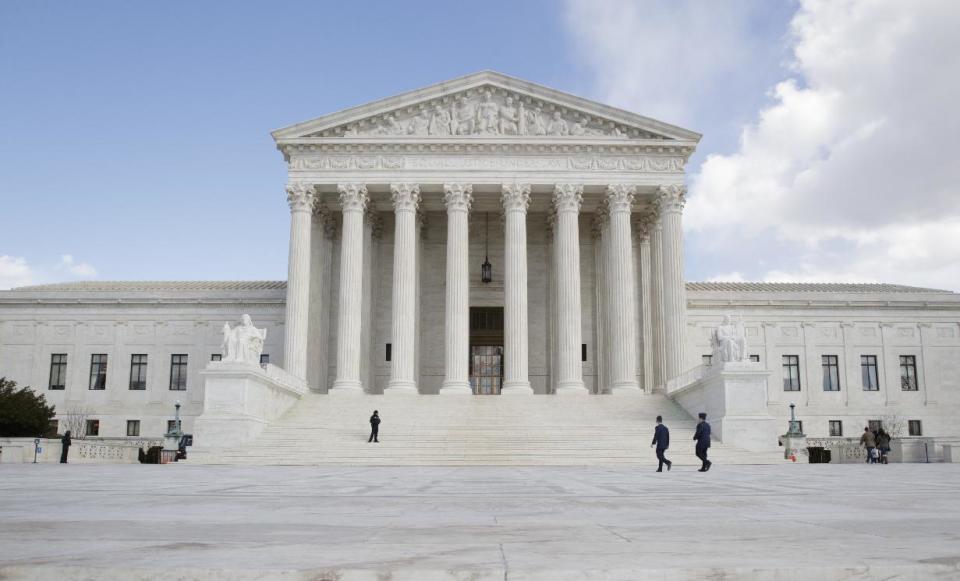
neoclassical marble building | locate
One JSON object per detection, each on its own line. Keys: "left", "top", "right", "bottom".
{"left": 1, "top": 72, "right": 959, "bottom": 452}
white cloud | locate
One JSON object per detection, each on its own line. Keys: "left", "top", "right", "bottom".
{"left": 0, "top": 256, "right": 35, "bottom": 289}
{"left": 567, "top": 0, "right": 960, "bottom": 291}
{"left": 707, "top": 271, "right": 747, "bottom": 283}
{"left": 56, "top": 254, "right": 98, "bottom": 278}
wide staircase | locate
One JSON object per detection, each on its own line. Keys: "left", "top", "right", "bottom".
{"left": 188, "top": 392, "right": 784, "bottom": 466}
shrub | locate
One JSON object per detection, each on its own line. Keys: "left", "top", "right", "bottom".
{"left": 0, "top": 377, "right": 57, "bottom": 437}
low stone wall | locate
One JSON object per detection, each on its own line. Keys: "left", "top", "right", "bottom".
{"left": 0, "top": 437, "right": 160, "bottom": 464}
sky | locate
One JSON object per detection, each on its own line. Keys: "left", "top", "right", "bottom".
{"left": 1, "top": 0, "right": 958, "bottom": 291}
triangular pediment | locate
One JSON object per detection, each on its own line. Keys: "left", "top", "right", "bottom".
{"left": 272, "top": 71, "right": 700, "bottom": 143}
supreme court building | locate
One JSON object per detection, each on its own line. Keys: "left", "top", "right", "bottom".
{"left": 2, "top": 72, "right": 959, "bottom": 460}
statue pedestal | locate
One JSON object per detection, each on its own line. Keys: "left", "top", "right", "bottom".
{"left": 669, "top": 362, "right": 780, "bottom": 452}
{"left": 780, "top": 433, "right": 808, "bottom": 461}
{"left": 192, "top": 362, "right": 307, "bottom": 450}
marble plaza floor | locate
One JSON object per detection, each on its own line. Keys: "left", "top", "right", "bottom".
{"left": 1, "top": 463, "right": 959, "bottom": 580}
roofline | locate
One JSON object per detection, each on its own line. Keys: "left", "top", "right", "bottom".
{"left": 271, "top": 70, "right": 702, "bottom": 143}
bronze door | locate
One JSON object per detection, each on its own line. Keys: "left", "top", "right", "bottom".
{"left": 470, "top": 345, "right": 503, "bottom": 395}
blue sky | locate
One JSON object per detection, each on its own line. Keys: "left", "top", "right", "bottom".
{"left": 2, "top": 1, "right": 957, "bottom": 290}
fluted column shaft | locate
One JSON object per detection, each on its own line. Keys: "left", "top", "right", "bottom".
{"left": 658, "top": 185, "right": 687, "bottom": 381}
{"left": 283, "top": 183, "right": 315, "bottom": 382}
{"left": 649, "top": 212, "right": 666, "bottom": 390}
{"left": 331, "top": 183, "right": 368, "bottom": 392}
{"left": 501, "top": 183, "right": 533, "bottom": 394}
{"left": 386, "top": 183, "right": 421, "bottom": 393}
{"left": 606, "top": 185, "right": 640, "bottom": 392}
{"left": 441, "top": 183, "right": 473, "bottom": 394}
{"left": 637, "top": 218, "right": 654, "bottom": 393}
{"left": 553, "top": 184, "right": 587, "bottom": 394}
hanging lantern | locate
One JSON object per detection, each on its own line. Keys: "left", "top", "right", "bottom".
{"left": 481, "top": 212, "right": 493, "bottom": 283}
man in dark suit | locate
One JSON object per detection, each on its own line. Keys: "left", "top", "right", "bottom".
{"left": 60, "top": 430, "right": 72, "bottom": 464}
{"left": 650, "top": 415, "right": 672, "bottom": 472}
{"left": 368, "top": 410, "right": 380, "bottom": 443}
{"left": 693, "top": 412, "right": 712, "bottom": 472}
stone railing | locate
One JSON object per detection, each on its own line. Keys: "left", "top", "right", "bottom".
{"left": 664, "top": 364, "right": 705, "bottom": 395}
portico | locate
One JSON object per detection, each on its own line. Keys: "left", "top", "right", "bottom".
{"left": 273, "top": 71, "right": 700, "bottom": 395}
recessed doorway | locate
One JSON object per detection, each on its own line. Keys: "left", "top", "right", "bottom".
{"left": 469, "top": 307, "right": 503, "bottom": 395}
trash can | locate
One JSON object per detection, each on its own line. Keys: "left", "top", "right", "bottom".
{"left": 807, "top": 447, "right": 825, "bottom": 463}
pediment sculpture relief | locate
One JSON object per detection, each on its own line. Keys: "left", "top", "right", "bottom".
{"left": 313, "top": 87, "right": 663, "bottom": 140}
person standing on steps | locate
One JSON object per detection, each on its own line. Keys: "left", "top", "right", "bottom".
{"left": 650, "top": 415, "right": 672, "bottom": 472}
{"left": 694, "top": 413, "right": 712, "bottom": 472}
{"left": 368, "top": 410, "right": 380, "bottom": 443}
{"left": 60, "top": 430, "right": 71, "bottom": 464}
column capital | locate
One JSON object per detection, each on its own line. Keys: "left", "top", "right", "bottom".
{"left": 501, "top": 182, "right": 531, "bottom": 212}
{"left": 443, "top": 183, "right": 474, "bottom": 213}
{"left": 606, "top": 184, "right": 637, "bottom": 214}
{"left": 286, "top": 183, "right": 316, "bottom": 213}
{"left": 337, "top": 183, "right": 368, "bottom": 213}
{"left": 390, "top": 183, "right": 421, "bottom": 213}
{"left": 635, "top": 211, "right": 657, "bottom": 241}
{"left": 656, "top": 184, "right": 687, "bottom": 214}
{"left": 552, "top": 183, "right": 583, "bottom": 213}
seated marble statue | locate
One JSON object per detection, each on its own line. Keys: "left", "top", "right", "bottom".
{"left": 710, "top": 315, "right": 748, "bottom": 363}
{"left": 221, "top": 314, "right": 267, "bottom": 364}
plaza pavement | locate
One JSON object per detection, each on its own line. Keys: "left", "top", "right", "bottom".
{"left": 0, "top": 463, "right": 959, "bottom": 580}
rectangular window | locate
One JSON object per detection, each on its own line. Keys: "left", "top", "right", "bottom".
{"left": 821, "top": 355, "right": 840, "bottom": 391}
{"left": 85, "top": 419, "right": 100, "bottom": 437}
{"left": 126, "top": 420, "right": 140, "bottom": 437}
{"left": 749, "top": 354, "right": 760, "bottom": 363}
{"left": 581, "top": 344, "right": 587, "bottom": 362}
{"left": 829, "top": 420, "right": 843, "bottom": 437}
{"left": 868, "top": 419, "right": 883, "bottom": 434}
{"left": 169, "top": 354, "right": 188, "bottom": 391}
{"left": 900, "top": 355, "right": 918, "bottom": 391}
{"left": 702, "top": 354, "right": 713, "bottom": 366}
{"left": 861, "top": 355, "right": 879, "bottom": 391}
{"left": 210, "top": 353, "right": 222, "bottom": 362}
{"left": 908, "top": 420, "right": 922, "bottom": 436}
{"left": 782, "top": 355, "right": 801, "bottom": 391}
{"left": 260, "top": 353, "right": 269, "bottom": 366}
{"left": 89, "top": 354, "right": 107, "bottom": 390}
{"left": 167, "top": 420, "right": 178, "bottom": 433}
{"left": 49, "top": 354, "right": 67, "bottom": 390}
{"left": 385, "top": 343, "right": 392, "bottom": 362}
{"left": 129, "top": 354, "right": 148, "bottom": 390}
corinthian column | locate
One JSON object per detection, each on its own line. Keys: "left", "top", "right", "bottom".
{"left": 331, "top": 183, "right": 368, "bottom": 393}
{"left": 386, "top": 183, "right": 421, "bottom": 393}
{"left": 552, "top": 184, "right": 587, "bottom": 394}
{"left": 441, "top": 183, "right": 473, "bottom": 394}
{"left": 635, "top": 215, "right": 654, "bottom": 393}
{"left": 501, "top": 183, "right": 533, "bottom": 394}
{"left": 648, "top": 209, "right": 666, "bottom": 390}
{"left": 658, "top": 184, "right": 687, "bottom": 381}
{"left": 606, "top": 184, "right": 640, "bottom": 393}
{"left": 283, "top": 183, "right": 315, "bottom": 382}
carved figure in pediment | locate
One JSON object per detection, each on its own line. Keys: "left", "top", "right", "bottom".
{"left": 410, "top": 110, "right": 430, "bottom": 135}
{"left": 527, "top": 107, "right": 546, "bottom": 135}
{"left": 477, "top": 91, "right": 500, "bottom": 134}
{"left": 499, "top": 96, "right": 520, "bottom": 135}
{"left": 429, "top": 104, "right": 451, "bottom": 136}
{"left": 382, "top": 114, "right": 405, "bottom": 136}
{"left": 453, "top": 96, "right": 475, "bottom": 135}
{"left": 570, "top": 120, "right": 586, "bottom": 136}
{"left": 547, "top": 111, "right": 569, "bottom": 136}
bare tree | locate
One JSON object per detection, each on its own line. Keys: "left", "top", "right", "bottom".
{"left": 881, "top": 413, "right": 907, "bottom": 438}
{"left": 59, "top": 405, "right": 94, "bottom": 439}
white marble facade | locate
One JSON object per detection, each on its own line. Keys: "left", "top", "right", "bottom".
{"left": 1, "top": 72, "right": 959, "bottom": 445}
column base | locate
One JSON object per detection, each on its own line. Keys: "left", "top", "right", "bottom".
{"left": 384, "top": 381, "right": 419, "bottom": 395}
{"left": 501, "top": 381, "right": 533, "bottom": 395}
{"left": 439, "top": 381, "right": 472, "bottom": 395}
{"left": 555, "top": 381, "right": 588, "bottom": 395}
{"left": 610, "top": 381, "right": 642, "bottom": 395}
{"left": 330, "top": 380, "right": 364, "bottom": 395}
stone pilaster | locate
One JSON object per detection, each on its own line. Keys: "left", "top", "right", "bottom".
{"left": 331, "top": 183, "right": 368, "bottom": 393}
{"left": 606, "top": 184, "right": 640, "bottom": 393}
{"left": 283, "top": 182, "right": 315, "bottom": 382}
{"left": 441, "top": 183, "right": 473, "bottom": 394}
{"left": 386, "top": 183, "right": 421, "bottom": 393}
{"left": 500, "top": 182, "right": 533, "bottom": 394}
{"left": 658, "top": 184, "right": 687, "bottom": 382}
{"left": 648, "top": 209, "right": 666, "bottom": 390}
{"left": 552, "top": 184, "right": 587, "bottom": 394}
{"left": 635, "top": 214, "right": 654, "bottom": 393}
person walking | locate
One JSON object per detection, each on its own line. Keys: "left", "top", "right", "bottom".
{"left": 650, "top": 415, "right": 672, "bottom": 472}
{"left": 860, "top": 427, "right": 877, "bottom": 463}
{"left": 693, "top": 413, "right": 712, "bottom": 472}
{"left": 876, "top": 429, "right": 891, "bottom": 464}
{"left": 368, "top": 410, "right": 380, "bottom": 443}
{"left": 59, "top": 430, "right": 71, "bottom": 464}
